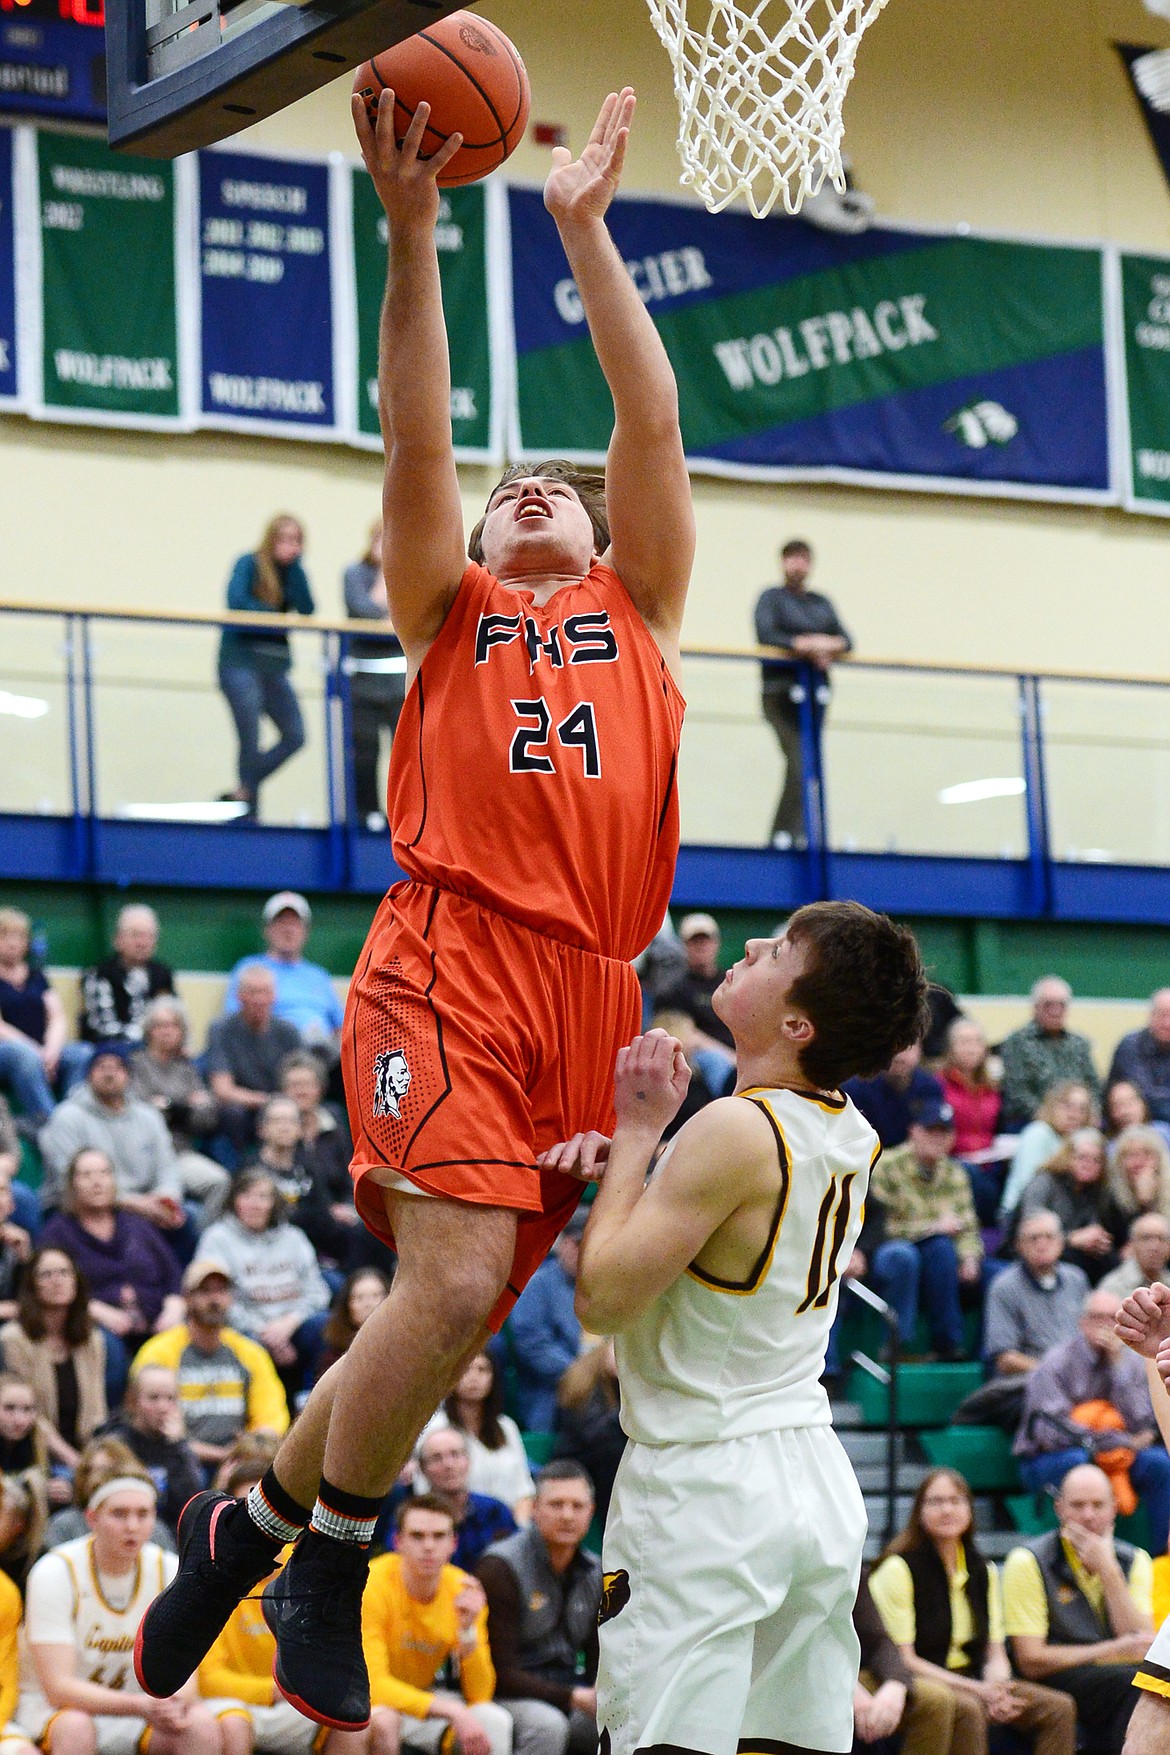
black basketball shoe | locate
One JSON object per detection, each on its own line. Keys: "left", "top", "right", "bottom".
{"left": 263, "top": 1529, "right": 372, "bottom": 1730}
{"left": 134, "top": 1491, "right": 282, "bottom": 1698}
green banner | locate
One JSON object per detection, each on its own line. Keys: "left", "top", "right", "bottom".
{"left": 1120, "top": 253, "right": 1170, "bottom": 511}
{"left": 37, "top": 133, "right": 180, "bottom": 424}
{"left": 351, "top": 171, "right": 493, "bottom": 456}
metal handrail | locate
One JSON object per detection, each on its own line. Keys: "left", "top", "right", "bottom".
{"left": 842, "top": 1276, "right": 901, "bottom": 1550}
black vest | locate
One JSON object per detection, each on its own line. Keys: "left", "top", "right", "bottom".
{"left": 1028, "top": 1530, "right": 1139, "bottom": 1646}
{"left": 483, "top": 1525, "right": 601, "bottom": 1683}
{"left": 904, "top": 1541, "right": 990, "bottom": 1676}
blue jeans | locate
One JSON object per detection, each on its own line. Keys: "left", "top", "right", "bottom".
{"left": 0, "top": 1039, "right": 94, "bottom": 1126}
{"left": 218, "top": 663, "right": 305, "bottom": 799}
{"left": 871, "top": 1234, "right": 964, "bottom": 1354}
{"left": 1020, "top": 1444, "right": 1170, "bottom": 1552}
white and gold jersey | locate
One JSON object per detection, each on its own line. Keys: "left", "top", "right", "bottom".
{"left": 616, "top": 1085, "right": 879, "bottom": 1445}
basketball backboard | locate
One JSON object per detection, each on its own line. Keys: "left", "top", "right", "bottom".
{"left": 106, "top": 0, "right": 463, "bottom": 156}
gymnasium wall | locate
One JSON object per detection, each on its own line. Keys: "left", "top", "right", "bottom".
{"left": 5, "top": 0, "right": 1170, "bottom": 844}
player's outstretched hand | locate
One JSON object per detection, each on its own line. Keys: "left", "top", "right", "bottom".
{"left": 352, "top": 89, "right": 463, "bottom": 229}
{"left": 613, "top": 1028, "right": 691, "bottom": 1136}
{"left": 537, "top": 1131, "right": 612, "bottom": 1182}
{"left": 544, "top": 88, "right": 634, "bottom": 227}
{"left": 1117, "top": 1283, "right": 1170, "bottom": 1358}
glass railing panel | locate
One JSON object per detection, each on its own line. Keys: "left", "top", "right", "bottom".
{"left": 1041, "top": 679, "right": 1170, "bottom": 867}
{"left": 823, "top": 667, "right": 1027, "bottom": 857}
{"left": 677, "top": 654, "right": 779, "bottom": 847}
{"left": 0, "top": 614, "right": 73, "bottom": 815}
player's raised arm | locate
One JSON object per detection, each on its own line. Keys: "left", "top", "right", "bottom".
{"left": 544, "top": 91, "right": 695, "bottom": 666}
{"left": 353, "top": 92, "right": 470, "bottom": 664}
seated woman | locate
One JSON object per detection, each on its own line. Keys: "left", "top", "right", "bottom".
{"left": 0, "top": 908, "right": 90, "bottom": 1128}
{"left": 198, "top": 1169, "right": 331, "bottom": 1396}
{"left": 312, "top": 1267, "right": 390, "bottom": 1382}
{"left": 39, "top": 1149, "right": 185, "bottom": 1347}
{"left": 1108, "top": 1125, "right": 1170, "bottom": 1227}
{"left": 1104, "top": 1080, "right": 1170, "bottom": 1152}
{"left": 1021, "top": 1129, "right": 1123, "bottom": 1284}
{"left": 129, "top": 997, "right": 228, "bottom": 1222}
{"left": 0, "top": 1248, "right": 109, "bottom": 1493}
{"left": 938, "top": 1017, "right": 1006, "bottom": 1225}
{"left": 42, "top": 1434, "right": 175, "bottom": 1553}
{"left": 279, "top": 1053, "right": 396, "bottom": 1275}
{"left": 553, "top": 1339, "right": 625, "bottom": 1522}
{"left": 426, "top": 1350, "right": 535, "bottom": 1522}
{"left": 0, "top": 1374, "right": 48, "bottom": 1583}
{"left": 869, "top": 1468, "right": 1075, "bottom": 1755}
{"left": 1000, "top": 1081, "right": 1096, "bottom": 1223}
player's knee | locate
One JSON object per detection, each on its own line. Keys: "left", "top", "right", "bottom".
{"left": 217, "top": 1710, "right": 255, "bottom": 1755}
{"left": 369, "top": 1707, "right": 402, "bottom": 1755}
{"left": 1124, "top": 1692, "right": 1170, "bottom": 1755}
{"left": 44, "top": 1713, "right": 97, "bottom": 1755}
{"left": 167, "top": 1705, "right": 223, "bottom": 1755}
{"left": 471, "top": 1701, "right": 514, "bottom": 1755}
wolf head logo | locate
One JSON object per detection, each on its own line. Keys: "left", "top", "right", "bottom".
{"left": 373, "top": 1049, "right": 411, "bottom": 1120}
{"left": 598, "top": 1569, "right": 630, "bottom": 1625}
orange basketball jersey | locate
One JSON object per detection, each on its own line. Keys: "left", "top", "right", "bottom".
{"left": 387, "top": 560, "right": 685, "bottom": 962}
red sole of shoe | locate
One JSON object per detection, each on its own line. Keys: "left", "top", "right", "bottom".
{"left": 272, "top": 1660, "right": 371, "bottom": 1732}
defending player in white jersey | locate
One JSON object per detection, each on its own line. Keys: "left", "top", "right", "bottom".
{"left": 539, "top": 900, "right": 929, "bottom": 1755}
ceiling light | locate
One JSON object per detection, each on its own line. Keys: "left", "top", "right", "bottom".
{"left": 117, "top": 801, "right": 250, "bottom": 823}
{"left": 939, "top": 777, "right": 1026, "bottom": 805}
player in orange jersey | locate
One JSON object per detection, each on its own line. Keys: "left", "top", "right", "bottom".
{"left": 137, "top": 83, "right": 693, "bottom": 1734}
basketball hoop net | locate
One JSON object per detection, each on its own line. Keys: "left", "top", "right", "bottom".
{"left": 644, "top": 0, "right": 889, "bottom": 219}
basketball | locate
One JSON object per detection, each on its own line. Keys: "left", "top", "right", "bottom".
{"left": 353, "top": 11, "right": 531, "bottom": 187}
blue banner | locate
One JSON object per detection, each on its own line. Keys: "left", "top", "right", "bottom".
{"left": 508, "top": 188, "right": 1112, "bottom": 502}
{"left": 0, "top": 129, "right": 15, "bottom": 407}
{"left": 198, "top": 148, "right": 336, "bottom": 436}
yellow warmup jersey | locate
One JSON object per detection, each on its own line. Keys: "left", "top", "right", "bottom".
{"left": 361, "top": 1554, "right": 494, "bottom": 1718}
{"left": 617, "top": 1086, "right": 879, "bottom": 1444}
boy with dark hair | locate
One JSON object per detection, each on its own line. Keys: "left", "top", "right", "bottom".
{"left": 540, "top": 901, "right": 929, "bottom": 1755}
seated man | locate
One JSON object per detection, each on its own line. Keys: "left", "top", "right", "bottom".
{"left": 206, "top": 967, "right": 301, "bottom": 1158}
{"left": 1108, "top": 991, "right": 1170, "bottom": 1126}
{"left": 132, "top": 1259, "right": 289, "bottom": 1477}
{"left": 477, "top": 1462, "right": 601, "bottom": 1755}
{"left": 224, "top": 894, "right": 343, "bottom": 1050}
{"left": 1003, "top": 1462, "right": 1152, "bottom": 1754}
{"left": 1000, "top": 977, "right": 1101, "bottom": 1132}
{"left": 984, "top": 1210, "right": 1089, "bottom": 1380}
{"left": 508, "top": 1215, "right": 585, "bottom": 1433}
{"left": 868, "top": 1097, "right": 982, "bottom": 1358}
{"left": 15, "top": 1469, "right": 222, "bottom": 1755}
{"left": 411, "top": 1428, "right": 515, "bottom": 1572}
{"left": 280, "top": 1054, "right": 391, "bottom": 1273}
{"left": 363, "top": 1495, "right": 512, "bottom": 1755}
{"left": 844, "top": 1042, "right": 944, "bottom": 1150}
{"left": 101, "top": 1364, "right": 205, "bottom": 1538}
{"left": 1015, "top": 1288, "right": 1170, "bottom": 1552}
{"left": 79, "top": 905, "right": 175, "bottom": 1048}
{"left": 1100, "top": 1214, "right": 1170, "bottom": 1302}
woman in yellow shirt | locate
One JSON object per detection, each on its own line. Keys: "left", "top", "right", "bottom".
{"left": 869, "top": 1468, "right": 1075, "bottom": 1755}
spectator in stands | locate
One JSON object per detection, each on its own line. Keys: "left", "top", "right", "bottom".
{"left": 313, "top": 1267, "right": 391, "bottom": 1383}
{"left": 413, "top": 1428, "right": 516, "bottom": 1572}
{"left": 280, "top": 1052, "right": 386, "bottom": 1271}
{"left": 477, "top": 1461, "right": 600, "bottom": 1755}
{"left": 1099, "top": 1214, "right": 1170, "bottom": 1301}
{"left": 845, "top": 1042, "right": 945, "bottom": 1151}
{"left": 0, "top": 1247, "right": 110, "bottom": 1487}
{"left": 217, "top": 513, "right": 313, "bottom": 819}
{"left": 225, "top": 892, "right": 344, "bottom": 1047}
{"left": 198, "top": 1457, "right": 365, "bottom": 1755}
{"left": 79, "top": 904, "right": 175, "bottom": 1047}
{"left": 243, "top": 1094, "right": 311, "bottom": 1212}
{"left": 0, "top": 1555, "right": 36, "bottom": 1755}
{"left": 132, "top": 1258, "right": 289, "bottom": 1475}
{"left": 938, "top": 1019, "right": 1002, "bottom": 1156}
{"left": 362, "top": 1494, "right": 512, "bottom": 1755}
{"left": 38, "top": 1044, "right": 186, "bottom": 1237}
{"left": 0, "top": 1101, "right": 39, "bottom": 1252}
{"left": 40, "top": 1148, "right": 184, "bottom": 1345}
{"left": 633, "top": 914, "right": 687, "bottom": 1029}
{"left": 868, "top": 1098, "right": 982, "bottom": 1358}
{"left": 428, "top": 1353, "right": 535, "bottom": 1522}
{"left": 206, "top": 964, "right": 300, "bottom": 1158}
{"left": 1021, "top": 1130, "right": 1123, "bottom": 1284}
{"left": 0, "top": 1170, "right": 31, "bottom": 1326}
{"left": 853, "top": 1567, "right": 954, "bottom": 1753}
{"left": 985, "top": 1211, "right": 1088, "bottom": 1381}
{"left": 869, "top": 1468, "right": 1076, "bottom": 1755}
{"left": 1000, "top": 979, "right": 1101, "bottom": 1132}
{"left": 1104, "top": 1080, "right": 1170, "bottom": 1156}
{"left": 198, "top": 1169, "right": 330, "bottom": 1394}
{"left": 753, "top": 537, "right": 851, "bottom": 850}
{"left": 552, "top": 1342, "right": 624, "bottom": 1524}
{"left": 130, "top": 996, "right": 226, "bottom": 1213}
{"left": 102, "top": 1364, "right": 203, "bottom": 1538}
{"left": 1001, "top": 1081, "right": 1097, "bottom": 1224}
{"left": 1003, "top": 1461, "right": 1152, "bottom": 1755}
{"left": 923, "top": 983, "right": 965, "bottom": 1063}
{"left": 17, "top": 1468, "right": 222, "bottom": 1755}
{"left": 344, "top": 520, "right": 407, "bottom": 832}
{"left": 509, "top": 1212, "right": 585, "bottom": 1432}
{"left": 1108, "top": 991, "right": 1170, "bottom": 1126}
{"left": 40, "top": 1433, "right": 159, "bottom": 1552}
{"left": 1015, "top": 1290, "right": 1170, "bottom": 1552}
{"left": 0, "top": 1372, "right": 46, "bottom": 1478}
{"left": 0, "top": 1374, "right": 48, "bottom": 1581}
{"left": 1108, "top": 1126, "right": 1170, "bottom": 1226}
{"left": 658, "top": 913, "right": 734, "bottom": 1053}
{"left": 0, "top": 907, "right": 89, "bottom": 1127}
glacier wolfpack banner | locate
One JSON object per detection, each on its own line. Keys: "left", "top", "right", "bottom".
{"left": 507, "top": 188, "right": 1112, "bottom": 501}
{"left": 1118, "top": 252, "right": 1170, "bottom": 515}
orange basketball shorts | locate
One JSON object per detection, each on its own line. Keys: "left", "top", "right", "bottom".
{"left": 341, "top": 881, "right": 642, "bottom": 1328}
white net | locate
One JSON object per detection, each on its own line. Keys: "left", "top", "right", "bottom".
{"left": 644, "top": 0, "right": 890, "bottom": 219}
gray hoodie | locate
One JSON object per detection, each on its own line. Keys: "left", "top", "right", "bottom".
{"left": 38, "top": 1083, "right": 183, "bottom": 1210}
{"left": 196, "top": 1212, "right": 330, "bottom": 1337}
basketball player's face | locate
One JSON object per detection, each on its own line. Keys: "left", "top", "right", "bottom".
{"left": 88, "top": 1492, "right": 157, "bottom": 1566}
{"left": 713, "top": 934, "right": 807, "bottom": 1035}
{"left": 480, "top": 477, "right": 597, "bottom": 578}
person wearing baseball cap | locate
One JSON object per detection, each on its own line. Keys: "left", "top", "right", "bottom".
{"left": 38, "top": 1044, "right": 187, "bottom": 1227}
{"left": 223, "top": 893, "right": 343, "bottom": 1048}
{"left": 867, "top": 1094, "right": 983, "bottom": 1360}
{"left": 659, "top": 913, "right": 734, "bottom": 1054}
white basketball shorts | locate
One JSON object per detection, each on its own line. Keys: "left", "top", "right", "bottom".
{"left": 597, "top": 1424, "right": 866, "bottom": 1755}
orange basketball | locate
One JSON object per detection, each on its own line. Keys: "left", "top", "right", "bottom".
{"left": 353, "top": 11, "right": 530, "bottom": 187}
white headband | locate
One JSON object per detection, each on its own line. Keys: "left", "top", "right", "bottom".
{"left": 87, "top": 1476, "right": 157, "bottom": 1513}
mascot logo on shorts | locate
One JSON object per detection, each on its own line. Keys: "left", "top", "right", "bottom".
{"left": 373, "top": 1049, "right": 412, "bottom": 1120}
{"left": 598, "top": 1570, "right": 630, "bottom": 1625}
